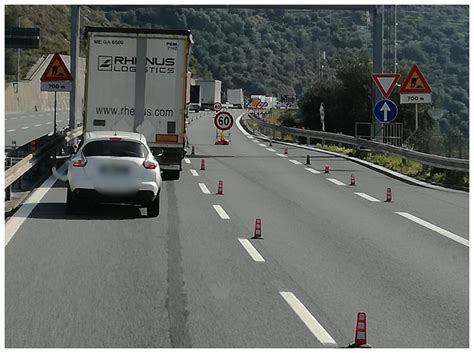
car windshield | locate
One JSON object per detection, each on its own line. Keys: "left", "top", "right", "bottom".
{"left": 82, "top": 140, "right": 148, "bottom": 158}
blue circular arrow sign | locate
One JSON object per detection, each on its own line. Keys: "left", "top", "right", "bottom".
{"left": 373, "top": 99, "right": 398, "bottom": 123}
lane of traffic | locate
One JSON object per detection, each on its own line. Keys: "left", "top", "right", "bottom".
{"left": 185, "top": 112, "right": 468, "bottom": 347}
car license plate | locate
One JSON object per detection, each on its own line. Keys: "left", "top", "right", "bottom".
{"left": 99, "top": 164, "right": 130, "bottom": 175}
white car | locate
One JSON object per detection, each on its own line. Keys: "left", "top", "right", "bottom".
{"left": 66, "top": 131, "right": 162, "bottom": 217}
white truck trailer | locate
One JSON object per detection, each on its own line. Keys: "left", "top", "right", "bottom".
{"left": 83, "top": 27, "right": 193, "bottom": 180}
{"left": 227, "top": 88, "right": 244, "bottom": 108}
{"left": 195, "top": 79, "right": 221, "bottom": 110}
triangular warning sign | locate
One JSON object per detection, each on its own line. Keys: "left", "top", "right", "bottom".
{"left": 371, "top": 73, "right": 401, "bottom": 98}
{"left": 399, "top": 64, "right": 431, "bottom": 94}
{"left": 40, "top": 53, "right": 73, "bottom": 81}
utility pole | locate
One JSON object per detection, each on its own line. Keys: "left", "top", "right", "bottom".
{"left": 372, "top": 5, "right": 384, "bottom": 141}
{"left": 16, "top": 18, "right": 21, "bottom": 93}
{"left": 69, "top": 5, "right": 80, "bottom": 130}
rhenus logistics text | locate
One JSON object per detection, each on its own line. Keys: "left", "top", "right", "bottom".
{"left": 97, "top": 55, "right": 175, "bottom": 73}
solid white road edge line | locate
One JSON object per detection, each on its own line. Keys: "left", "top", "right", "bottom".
{"left": 396, "top": 212, "right": 469, "bottom": 247}
{"left": 326, "top": 178, "right": 346, "bottom": 186}
{"left": 5, "top": 163, "right": 68, "bottom": 247}
{"left": 184, "top": 158, "right": 191, "bottom": 164}
{"left": 213, "top": 205, "right": 230, "bottom": 219}
{"left": 190, "top": 169, "right": 199, "bottom": 177}
{"left": 289, "top": 159, "right": 302, "bottom": 165}
{"left": 354, "top": 192, "right": 380, "bottom": 202}
{"left": 235, "top": 113, "right": 250, "bottom": 136}
{"left": 198, "top": 183, "right": 211, "bottom": 194}
{"left": 305, "top": 168, "right": 321, "bottom": 174}
{"left": 238, "top": 239, "right": 265, "bottom": 262}
{"left": 280, "top": 292, "right": 337, "bottom": 347}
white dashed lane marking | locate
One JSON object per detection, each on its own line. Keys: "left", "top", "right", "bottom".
{"left": 276, "top": 153, "right": 287, "bottom": 157}
{"left": 34, "top": 124, "right": 42, "bottom": 127}
{"left": 305, "top": 168, "right": 321, "bottom": 174}
{"left": 20, "top": 126, "right": 29, "bottom": 130}
{"left": 184, "top": 158, "right": 191, "bottom": 164}
{"left": 258, "top": 143, "right": 267, "bottom": 147}
{"left": 238, "top": 239, "right": 265, "bottom": 262}
{"left": 190, "top": 169, "right": 199, "bottom": 177}
{"left": 266, "top": 148, "right": 276, "bottom": 152}
{"left": 7, "top": 129, "right": 16, "bottom": 132}
{"left": 213, "top": 205, "right": 230, "bottom": 219}
{"left": 326, "top": 178, "right": 346, "bottom": 186}
{"left": 289, "top": 159, "right": 302, "bottom": 165}
{"left": 396, "top": 212, "right": 469, "bottom": 247}
{"left": 280, "top": 292, "right": 337, "bottom": 347}
{"left": 354, "top": 192, "right": 380, "bottom": 202}
{"left": 198, "top": 183, "right": 211, "bottom": 194}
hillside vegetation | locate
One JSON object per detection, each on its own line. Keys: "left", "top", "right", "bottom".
{"left": 5, "top": 5, "right": 469, "bottom": 137}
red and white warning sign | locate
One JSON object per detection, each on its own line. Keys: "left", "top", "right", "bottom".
{"left": 40, "top": 52, "right": 73, "bottom": 92}
{"left": 371, "top": 73, "right": 400, "bottom": 98}
{"left": 399, "top": 64, "right": 432, "bottom": 104}
{"left": 214, "top": 111, "right": 234, "bottom": 131}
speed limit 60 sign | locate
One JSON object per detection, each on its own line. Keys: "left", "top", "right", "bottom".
{"left": 214, "top": 111, "right": 234, "bottom": 131}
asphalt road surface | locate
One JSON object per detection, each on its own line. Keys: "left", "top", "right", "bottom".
{"left": 5, "top": 110, "right": 71, "bottom": 147}
{"left": 5, "top": 110, "right": 469, "bottom": 348}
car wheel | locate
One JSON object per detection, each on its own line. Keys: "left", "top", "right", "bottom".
{"left": 147, "top": 191, "right": 160, "bottom": 217}
{"left": 66, "top": 186, "right": 81, "bottom": 214}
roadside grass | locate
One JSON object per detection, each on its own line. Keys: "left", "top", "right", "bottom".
{"left": 313, "top": 143, "right": 468, "bottom": 189}
{"left": 247, "top": 117, "right": 468, "bottom": 189}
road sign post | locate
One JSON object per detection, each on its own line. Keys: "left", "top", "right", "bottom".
{"left": 214, "top": 111, "right": 234, "bottom": 145}
{"left": 399, "top": 64, "right": 432, "bottom": 139}
{"left": 40, "top": 53, "right": 74, "bottom": 135}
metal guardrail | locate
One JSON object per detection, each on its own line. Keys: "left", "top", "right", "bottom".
{"left": 248, "top": 115, "right": 469, "bottom": 172}
{"left": 5, "top": 127, "right": 83, "bottom": 188}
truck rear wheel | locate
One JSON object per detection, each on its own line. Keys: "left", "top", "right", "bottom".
{"left": 162, "top": 170, "right": 180, "bottom": 181}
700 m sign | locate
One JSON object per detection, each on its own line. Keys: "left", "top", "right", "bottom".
{"left": 214, "top": 111, "right": 234, "bottom": 131}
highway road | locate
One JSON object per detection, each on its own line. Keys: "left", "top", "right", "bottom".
{"left": 5, "top": 110, "right": 72, "bottom": 147}
{"left": 4, "top": 110, "right": 469, "bottom": 348}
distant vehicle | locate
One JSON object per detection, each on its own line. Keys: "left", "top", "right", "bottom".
{"left": 262, "top": 96, "right": 277, "bottom": 109}
{"left": 83, "top": 27, "right": 193, "bottom": 180}
{"left": 195, "top": 79, "right": 221, "bottom": 110}
{"left": 227, "top": 88, "right": 244, "bottom": 108}
{"left": 66, "top": 131, "right": 162, "bottom": 217}
{"left": 189, "top": 85, "right": 201, "bottom": 112}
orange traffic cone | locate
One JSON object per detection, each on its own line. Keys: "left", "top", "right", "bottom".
{"left": 350, "top": 174, "right": 356, "bottom": 186}
{"left": 348, "top": 312, "right": 371, "bottom": 348}
{"left": 251, "top": 218, "right": 262, "bottom": 239}
{"left": 385, "top": 187, "right": 392, "bottom": 202}
{"left": 217, "top": 180, "right": 223, "bottom": 195}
